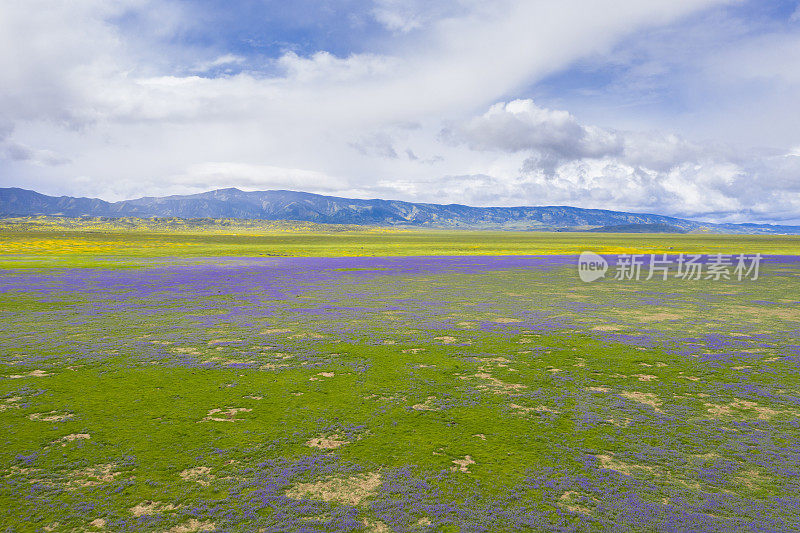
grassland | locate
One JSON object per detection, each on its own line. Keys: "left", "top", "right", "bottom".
{"left": 1, "top": 219, "right": 799, "bottom": 532}
{"left": 1, "top": 217, "right": 800, "bottom": 269}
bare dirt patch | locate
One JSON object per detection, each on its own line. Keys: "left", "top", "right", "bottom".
{"left": 180, "top": 466, "right": 214, "bottom": 486}
{"left": 56, "top": 434, "right": 90, "bottom": 446}
{"left": 29, "top": 411, "right": 73, "bottom": 422}
{"left": 734, "top": 306, "right": 800, "bottom": 321}
{"left": 620, "top": 391, "right": 663, "bottom": 412}
{"left": 306, "top": 434, "right": 349, "bottom": 449}
{"left": 592, "top": 325, "right": 621, "bottom": 332}
{"left": 471, "top": 372, "right": 527, "bottom": 395}
{"left": 637, "top": 313, "right": 683, "bottom": 322}
{"left": 479, "top": 357, "right": 511, "bottom": 366}
{"left": 362, "top": 518, "right": 391, "bottom": 532}
{"left": 66, "top": 463, "right": 119, "bottom": 491}
{"left": 733, "top": 468, "right": 772, "bottom": 491}
{"left": 130, "top": 500, "right": 178, "bottom": 517}
{"left": 0, "top": 396, "right": 21, "bottom": 412}
{"left": 411, "top": 396, "right": 442, "bottom": 411}
{"left": 559, "top": 491, "right": 595, "bottom": 515}
{"left": 466, "top": 359, "right": 527, "bottom": 396}
{"left": 705, "top": 399, "right": 780, "bottom": 420}
{"left": 286, "top": 472, "right": 381, "bottom": 506}
{"left": 509, "top": 403, "right": 559, "bottom": 415}
{"left": 200, "top": 408, "right": 251, "bottom": 422}
{"left": 208, "top": 338, "right": 243, "bottom": 345}
{"left": 8, "top": 369, "right": 51, "bottom": 379}
{"left": 596, "top": 454, "right": 656, "bottom": 477}
{"left": 309, "top": 371, "right": 336, "bottom": 381}
{"left": 451, "top": 456, "right": 475, "bottom": 473}
{"left": 173, "top": 347, "right": 201, "bottom": 355}
{"left": 168, "top": 519, "right": 216, "bottom": 533}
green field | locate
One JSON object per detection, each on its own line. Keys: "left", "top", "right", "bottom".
{"left": 1, "top": 220, "right": 799, "bottom": 532}
{"left": 2, "top": 217, "right": 800, "bottom": 268}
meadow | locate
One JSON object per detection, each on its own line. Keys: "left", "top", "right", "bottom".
{"left": 2, "top": 216, "right": 800, "bottom": 266}
{"left": 1, "top": 219, "right": 799, "bottom": 532}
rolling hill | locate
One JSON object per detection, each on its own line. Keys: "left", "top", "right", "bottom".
{"left": 2, "top": 187, "right": 799, "bottom": 234}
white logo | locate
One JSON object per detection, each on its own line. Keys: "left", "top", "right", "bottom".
{"left": 578, "top": 251, "right": 608, "bottom": 282}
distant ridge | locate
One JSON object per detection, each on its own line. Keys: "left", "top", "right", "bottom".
{"left": 588, "top": 223, "right": 687, "bottom": 234}
{"left": 1, "top": 186, "right": 799, "bottom": 234}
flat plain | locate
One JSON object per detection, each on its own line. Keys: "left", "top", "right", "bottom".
{"left": 1, "top": 219, "right": 799, "bottom": 532}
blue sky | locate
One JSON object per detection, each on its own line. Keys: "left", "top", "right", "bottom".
{"left": 115, "top": 0, "right": 387, "bottom": 61}
{"left": 1, "top": 0, "right": 800, "bottom": 223}
{"left": 530, "top": 0, "right": 800, "bottom": 140}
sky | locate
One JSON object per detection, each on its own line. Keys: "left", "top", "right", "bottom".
{"left": 1, "top": 0, "right": 800, "bottom": 223}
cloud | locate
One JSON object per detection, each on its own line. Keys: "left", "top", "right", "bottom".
{"left": 277, "top": 51, "right": 399, "bottom": 84}
{"left": 535, "top": 4, "right": 800, "bottom": 151}
{"left": 191, "top": 54, "right": 245, "bottom": 74}
{"left": 371, "top": 0, "right": 427, "bottom": 33}
{"left": 370, "top": 0, "right": 473, "bottom": 34}
{"left": 6, "top": 0, "right": 798, "bottom": 224}
{"left": 443, "top": 100, "right": 623, "bottom": 173}
{"left": 2, "top": 0, "right": 730, "bottom": 127}
{"left": 438, "top": 98, "right": 800, "bottom": 222}
{"left": 349, "top": 132, "right": 399, "bottom": 159}
{"left": 171, "top": 162, "right": 347, "bottom": 192}
{"left": 442, "top": 99, "right": 714, "bottom": 175}
{"left": 3, "top": 143, "right": 71, "bottom": 166}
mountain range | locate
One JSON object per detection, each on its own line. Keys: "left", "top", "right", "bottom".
{"left": 2, "top": 187, "right": 799, "bottom": 234}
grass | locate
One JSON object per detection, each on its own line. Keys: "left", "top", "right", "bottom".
{"left": 1, "top": 217, "right": 800, "bottom": 269}
{"left": 0, "top": 223, "right": 798, "bottom": 531}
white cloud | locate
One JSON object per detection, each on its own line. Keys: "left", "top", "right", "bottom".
{"left": 349, "top": 134, "right": 399, "bottom": 159}
{"left": 2, "top": 0, "right": 730, "bottom": 126}
{"left": 371, "top": 0, "right": 426, "bottom": 33}
{"left": 191, "top": 54, "right": 245, "bottom": 73}
{"left": 442, "top": 99, "right": 714, "bottom": 175}
{"left": 443, "top": 100, "right": 623, "bottom": 173}
{"left": 540, "top": 5, "right": 800, "bottom": 151}
{"left": 171, "top": 162, "right": 347, "bottom": 192}
{"left": 439, "top": 98, "right": 800, "bottom": 222}
{"left": 276, "top": 51, "right": 399, "bottom": 84}
{"left": 370, "top": 0, "right": 474, "bottom": 34}
{"left": 6, "top": 0, "right": 798, "bottom": 224}
{"left": 3, "top": 142, "right": 71, "bottom": 166}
